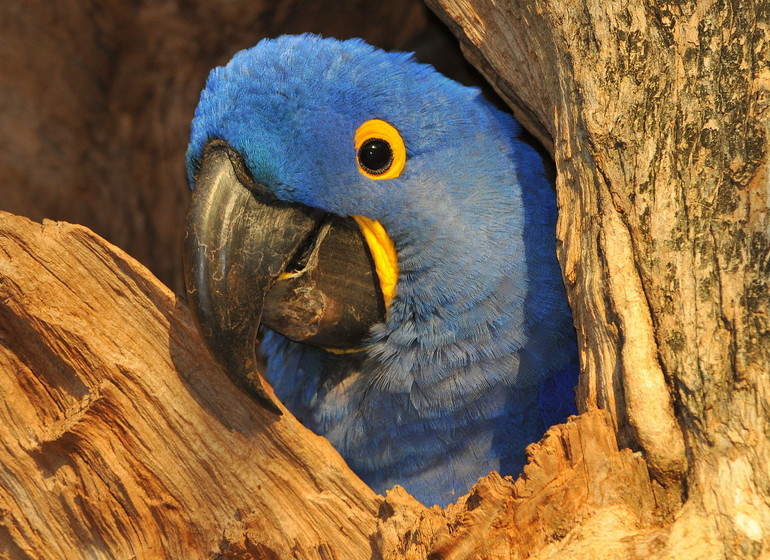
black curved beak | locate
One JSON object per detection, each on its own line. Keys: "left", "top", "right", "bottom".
{"left": 184, "top": 142, "right": 384, "bottom": 414}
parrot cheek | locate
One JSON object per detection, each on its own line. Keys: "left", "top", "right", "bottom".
{"left": 184, "top": 141, "right": 387, "bottom": 412}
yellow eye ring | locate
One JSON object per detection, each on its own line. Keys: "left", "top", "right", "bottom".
{"left": 355, "top": 119, "right": 406, "bottom": 180}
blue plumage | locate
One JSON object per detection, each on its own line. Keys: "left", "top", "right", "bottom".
{"left": 187, "top": 35, "right": 578, "bottom": 506}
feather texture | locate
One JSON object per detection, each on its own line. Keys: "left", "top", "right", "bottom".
{"left": 188, "top": 35, "right": 578, "bottom": 506}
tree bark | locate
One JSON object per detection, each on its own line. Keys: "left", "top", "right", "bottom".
{"left": 0, "top": 211, "right": 672, "bottom": 559}
{"left": 1, "top": 0, "right": 768, "bottom": 558}
{"left": 425, "top": 0, "right": 770, "bottom": 557}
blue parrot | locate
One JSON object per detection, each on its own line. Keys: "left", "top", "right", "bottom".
{"left": 184, "top": 35, "right": 578, "bottom": 507}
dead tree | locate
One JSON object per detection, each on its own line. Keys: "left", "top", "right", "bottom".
{"left": 425, "top": 0, "right": 770, "bottom": 556}
{"left": 1, "top": 1, "right": 768, "bottom": 558}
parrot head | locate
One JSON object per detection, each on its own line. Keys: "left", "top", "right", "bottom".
{"left": 185, "top": 35, "right": 577, "bottom": 505}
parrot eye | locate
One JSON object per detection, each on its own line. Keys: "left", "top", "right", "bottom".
{"left": 358, "top": 139, "right": 393, "bottom": 175}
{"left": 355, "top": 119, "right": 406, "bottom": 180}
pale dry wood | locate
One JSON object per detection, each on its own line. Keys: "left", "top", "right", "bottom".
{"left": 426, "top": 0, "right": 770, "bottom": 557}
{"left": 374, "top": 408, "right": 672, "bottom": 560}
{"left": 0, "top": 211, "right": 675, "bottom": 559}
{"left": 0, "top": 211, "right": 380, "bottom": 559}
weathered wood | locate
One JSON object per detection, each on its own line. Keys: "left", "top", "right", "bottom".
{"left": 3, "top": 0, "right": 768, "bottom": 557}
{"left": 0, "top": 212, "right": 379, "bottom": 559}
{"left": 0, "top": 211, "right": 677, "bottom": 558}
{"left": 373, "top": 409, "right": 675, "bottom": 560}
{"left": 426, "top": 0, "right": 770, "bottom": 557}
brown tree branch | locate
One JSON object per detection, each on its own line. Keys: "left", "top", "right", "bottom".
{"left": 426, "top": 0, "right": 770, "bottom": 556}
{"left": 0, "top": 211, "right": 683, "bottom": 558}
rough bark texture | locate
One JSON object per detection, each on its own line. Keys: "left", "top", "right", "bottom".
{"left": 1, "top": 0, "right": 768, "bottom": 558}
{"left": 0, "top": 211, "right": 669, "bottom": 559}
{"left": 425, "top": 0, "right": 770, "bottom": 557}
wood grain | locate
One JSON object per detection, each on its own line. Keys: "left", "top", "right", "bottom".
{"left": 0, "top": 212, "right": 378, "bottom": 559}
{"left": 426, "top": 0, "right": 770, "bottom": 556}
{"left": 0, "top": 211, "right": 676, "bottom": 558}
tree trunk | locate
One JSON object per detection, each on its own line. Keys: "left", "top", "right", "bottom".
{"left": 1, "top": 0, "right": 768, "bottom": 558}
{"left": 425, "top": 0, "right": 770, "bottom": 557}
{"left": 0, "top": 211, "right": 671, "bottom": 559}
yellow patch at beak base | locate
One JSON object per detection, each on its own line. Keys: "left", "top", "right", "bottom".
{"left": 352, "top": 215, "right": 398, "bottom": 309}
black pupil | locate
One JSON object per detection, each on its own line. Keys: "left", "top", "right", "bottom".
{"left": 358, "top": 138, "right": 393, "bottom": 175}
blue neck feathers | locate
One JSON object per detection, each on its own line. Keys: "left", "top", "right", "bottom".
{"left": 261, "top": 139, "right": 577, "bottom": 506}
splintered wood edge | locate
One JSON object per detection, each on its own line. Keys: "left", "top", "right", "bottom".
{"left": 0, "top": 211, "right": 379, "bottom": 559}
{"left": 0, "top": 211, "right": 676, "bottom": 559}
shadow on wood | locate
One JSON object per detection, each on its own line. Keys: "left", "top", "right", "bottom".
{"left": 425, "top": 0, "right": 770, "bottom": 557}
{"left": 1, "top": 211, "right": 687, "bottom": 559}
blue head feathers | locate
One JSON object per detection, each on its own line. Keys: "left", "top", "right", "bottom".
{"left": 187, "top": 35, "right": 578, "bottom": 507}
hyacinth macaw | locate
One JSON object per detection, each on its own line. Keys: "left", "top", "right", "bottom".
{"left": 184, "top": 35, "right": 578, "bottom": 507}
